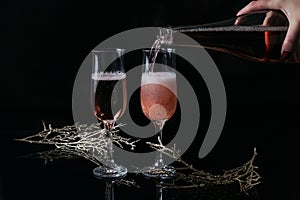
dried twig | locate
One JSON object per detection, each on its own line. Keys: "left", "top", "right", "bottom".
{"left": 17, "top": 122, "right": 261, "bottom": 192}
{"left": 16, "top": 122, "right": 139, "bottom": 163}
{"left": 16, "top": 122, "right": 139, "bottom": 187}
{"left": 147, "top": 138, "right": 261, "bottom": 193}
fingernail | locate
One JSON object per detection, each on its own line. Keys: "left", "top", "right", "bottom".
{"left": 280, "top": 51, "right": 292, "bottom": 60}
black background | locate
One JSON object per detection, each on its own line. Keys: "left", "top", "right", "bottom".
{"left": 1, "top": 0, "right": 300, "bottom": 199}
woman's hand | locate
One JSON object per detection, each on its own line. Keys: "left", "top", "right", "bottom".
{"left": 237, "top": 0, "right": 300, "bottom": 60}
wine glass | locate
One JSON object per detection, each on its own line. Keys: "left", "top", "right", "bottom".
{"left": 91, "top": 48, "right": 127, "bottom": 179}
{"left": 140, "top": 48, "right": 177, "bottom": 178}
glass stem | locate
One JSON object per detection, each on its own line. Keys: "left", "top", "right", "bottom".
{"left": 153, "top": 120, "right": 166, "bottom": 168}
{"left": 104, "top": 121, "right": 115, "bottom": 166}
{"left": 105, "top": 180, "right": 114, "bottom": 200}
{"left": 156, "top": 182, "right": 163, "bottom": 200}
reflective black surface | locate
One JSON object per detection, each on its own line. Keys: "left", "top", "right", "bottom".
{"left": 0, "top": 134, "right": 256, "bottom": 200}
{"left": 0, "top": 124, "right": 299, "bottom": 200}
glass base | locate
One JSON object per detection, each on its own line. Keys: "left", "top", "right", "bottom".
{"left": 93, "top": 165, "right": 127, "bottom": 180}
{"left": 142, "top": 165, "right": 176, "bottom": 179}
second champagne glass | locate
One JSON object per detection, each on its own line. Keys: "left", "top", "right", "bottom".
{"left": 140, "top": 48, "right": 177, "bottom": 178}
{"left": 91, "top": 48, "right": 127, "bottom": 179}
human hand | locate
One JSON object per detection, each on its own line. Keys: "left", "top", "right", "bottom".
{"left": 237, "top": 0, "right": 300, "bottom": 60}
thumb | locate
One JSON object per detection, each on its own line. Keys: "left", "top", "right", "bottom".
{"left": 282, "top": 20, "right": 300, "bottom": 54}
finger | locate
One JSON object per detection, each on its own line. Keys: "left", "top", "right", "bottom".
{"left": 235, "top": 6, "right": 272, "bottom": 26}
{"left": 237, "top": 0, "right": 273, "bottom": 16}
{"left": 263, "top": 11, "right": 275, "bottom": 25}
{"left": 282, "top": 20, "right": 300, "bottom": 54}
{"left": 234, "top": 15, "right": 247, "bottom": 25}
{"left": 263, "top": 11, "right": 287, "bottom": 26}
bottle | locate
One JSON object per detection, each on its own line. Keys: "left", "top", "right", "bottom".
{"left": 159, "top": 10, "right": 299, "bottom": 63}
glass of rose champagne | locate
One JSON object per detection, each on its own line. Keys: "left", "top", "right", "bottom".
{"left": 140, "top": 48, "right": 177, "bottom": 178}
{"left": 91, "top": 48, "right": 127, "bottom": 179}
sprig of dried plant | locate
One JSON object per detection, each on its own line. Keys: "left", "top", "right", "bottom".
{"left": 147, "top": 138, "right": 261, "bottom": 193}
{"left": 16, "top": 122, "right": 139, "bottom": 162}
{"left": 16, "top": 122, "right": 139, "bottom": 187}
{"left": 17, "top": 123, "right": 260, "bottom": 192}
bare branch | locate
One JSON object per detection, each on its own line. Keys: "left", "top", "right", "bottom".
{"left": 147, "top": 140, "right": 261, "bottom": 193}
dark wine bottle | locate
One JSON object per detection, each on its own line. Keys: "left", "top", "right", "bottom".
{"left": 159, "top": 10, "right": 299, "bottom": 63}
